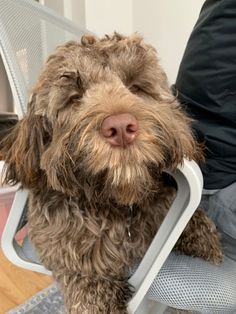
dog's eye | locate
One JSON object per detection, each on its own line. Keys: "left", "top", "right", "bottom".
{"left": 129, "top": 85, "right": 142, "bottom": 94}
{"left": 60, "top": 72, "right": 75, "bottom": 80}
{"left": 60, "top": 71, "right": 84, "bottom": 93}
{"left": 69, "top": 93, "right": 81, "bottom": 102}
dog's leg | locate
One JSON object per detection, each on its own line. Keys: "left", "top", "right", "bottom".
{"left": 58, "top": 273, "right": 132, "bottom": 314}
{"left": 175, "top": 208, "right": 223, "bottom": 264}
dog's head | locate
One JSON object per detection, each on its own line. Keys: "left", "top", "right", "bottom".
{"left": 0, "top": 33, "right": 202, "bottom": 204}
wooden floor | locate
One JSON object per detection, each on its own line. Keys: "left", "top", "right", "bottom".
{"left": 0, "top": 249, "right": 53, "bottom": 313}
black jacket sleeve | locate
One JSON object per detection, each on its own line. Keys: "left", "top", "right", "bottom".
{"left": 175, "top": 0, "right": 236, "bottom": 189}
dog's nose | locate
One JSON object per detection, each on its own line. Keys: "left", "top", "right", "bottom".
{"left": 101, "top": 113, "right": 138, "bottom": 148}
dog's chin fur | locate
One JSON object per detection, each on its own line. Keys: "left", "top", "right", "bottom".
{"left": 80, "top": 143, "right": 161, "bottom": 205}
{"left": 0, "top": 33, "right": 223, "bottom": 314}
{"left": 91, "top": 162, "right": 159, "bottom": 205}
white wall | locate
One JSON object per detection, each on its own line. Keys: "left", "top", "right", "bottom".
{"left": 133, "top": 1, "right": 205, "bottom": 83}
{"left": 39, "top": 0, "right": 86, "bottom": 28}
{"left": 85, "top": 0, "right": 133, "bottom": 36}
{"left": 63, "top": 0, "right": 86, "bottom": 29}
{"left": 40, "top": 0, "right": 64, "bottom": 16}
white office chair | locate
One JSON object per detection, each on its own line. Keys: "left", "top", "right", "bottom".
{"left": 1, "top": 1, "right": 235, "bottom": 313}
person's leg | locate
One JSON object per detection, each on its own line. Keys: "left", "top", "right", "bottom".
{"left": 202, "top": 182, "right": 236, "bottom": 262}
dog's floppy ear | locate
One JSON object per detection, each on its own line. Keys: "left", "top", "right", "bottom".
{"left": 164, "top": 102, "right": 204, "bottom": 169}
{"left": 0, "top": 97, "right": 50, "bottom": 187}
{"left": 31, "top": 70, "right": 82, "bottom": 195}
{"left": 40, "top": 139, "right": 77, "bottom": 195}
{"left": 40, "top": 114, "right": 80, "bottom": 196}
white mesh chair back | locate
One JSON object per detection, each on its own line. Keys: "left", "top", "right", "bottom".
{"left": 0, "top": 0, "right": 85, "bottom": 117}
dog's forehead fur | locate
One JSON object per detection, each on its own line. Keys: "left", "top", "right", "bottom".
{"left": 32, "top": 33, "right": 168, "bottom": 114}
{"left": 49, "top": 33, "right": 156, "bottom": 81}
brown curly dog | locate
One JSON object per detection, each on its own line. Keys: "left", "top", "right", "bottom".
{"left": 0, "top": 33, "right": 223, "bottom": 313}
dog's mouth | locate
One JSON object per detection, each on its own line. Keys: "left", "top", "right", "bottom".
{"left": 78, "top": 158, "right": 161, "bottom": 205}
{"left": 110, "top": 164, "right": 160, "bottom": 205}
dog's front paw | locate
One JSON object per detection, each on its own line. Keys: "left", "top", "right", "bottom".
{"left": 71, "top": 305, "right": 128, "bottom": 314}
{"left": 175, "top": 208, "right": 223, "bottom": 264}
{"left": 63, "top": 275, "right": 131, "bottom": 314}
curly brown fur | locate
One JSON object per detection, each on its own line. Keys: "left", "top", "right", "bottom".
{"left": 175, "top": 208, "right": 223, "bottom": 263}
{"left": 0, "top": 33, "right": 222, "bottom": 313}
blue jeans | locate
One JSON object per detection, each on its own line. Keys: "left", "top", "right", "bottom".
{"left": 201, "top": 181, "right": 236, "bottom": 261}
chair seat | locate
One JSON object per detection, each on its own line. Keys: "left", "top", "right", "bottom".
{"left": 148, "top": 252, "right": 236, "bottom": 314}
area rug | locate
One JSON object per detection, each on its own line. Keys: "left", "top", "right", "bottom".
{"left": 7, "top": 283, "right": 65, "bottom": 314}
{"left": 6, "top": 282, "right": 190, "bottom": 314}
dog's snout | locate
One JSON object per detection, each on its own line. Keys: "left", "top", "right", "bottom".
{"left": 101, "top": 113, "right": 138, "bottom": 148}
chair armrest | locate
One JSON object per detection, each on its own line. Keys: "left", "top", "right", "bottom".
{"left": 128, "top": 159, "right": 203, "bottom": 313}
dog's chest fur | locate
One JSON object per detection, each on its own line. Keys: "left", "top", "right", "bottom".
{"left": 27, "top": 181, "right": 175, "bottom": 276}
